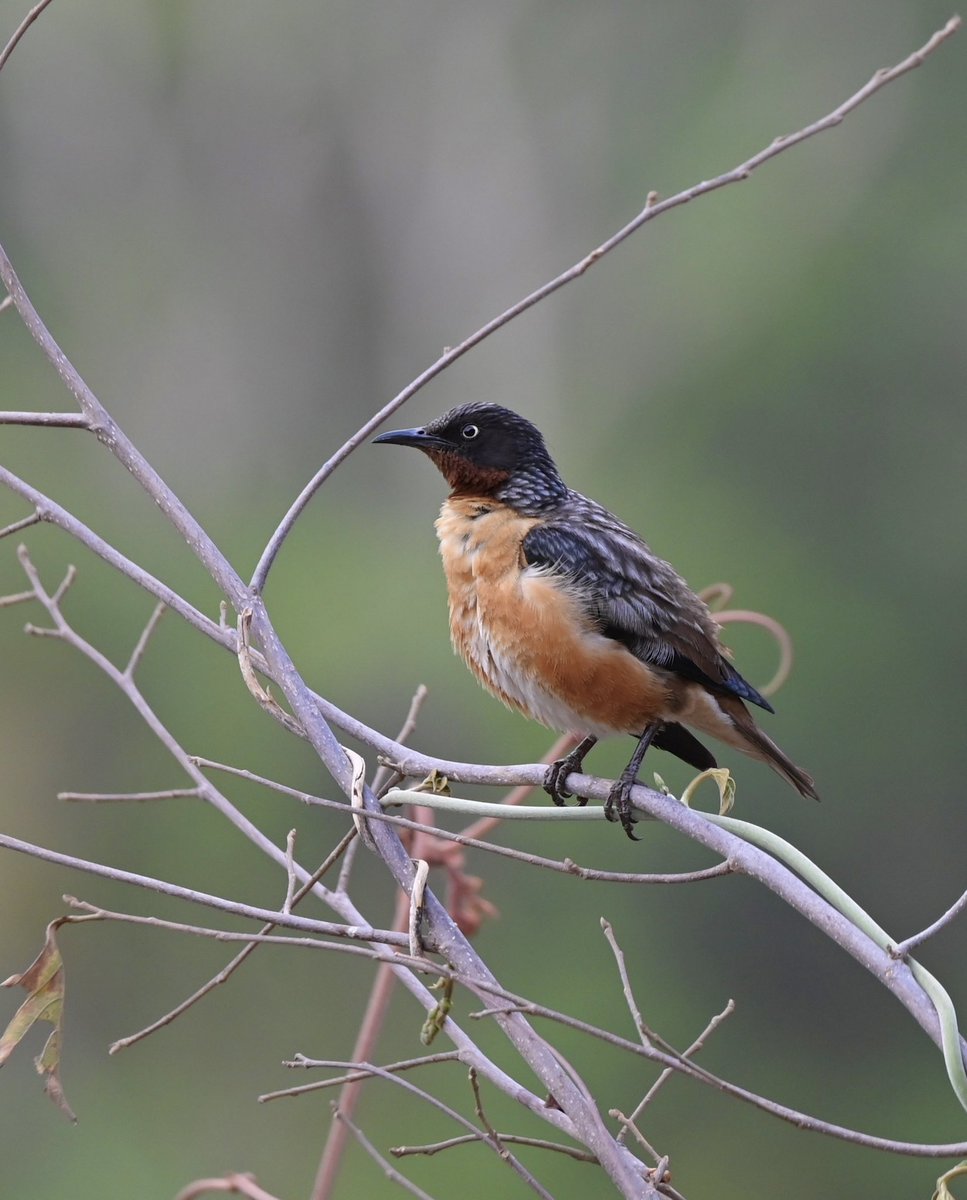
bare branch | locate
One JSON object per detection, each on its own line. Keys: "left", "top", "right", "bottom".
{"left": 278, "top": 1058, "right": 561, "bottom": 1200}
{"left": 0, "top": 465, "right": 229, "bottom": 647}
{"left": 248, "top": 16, "right": 961, "bottom": 594}
{"left": 0, "top": 252, "right": 250, "bottom": 614}
{"left": 623, "top": 1002, "right": 735, "bottom": 1131}
{"left": 0, "top": 830, "right": 402, "bottom": 945}
{"left": 311, "top": 890, "right": 413, "bottom": 1200}
{"left": 0, "top": 511, "right": 40, "bottom": 541}
{"left": 371, "top": 683, "right": 429, "bottom": 794}
{"left": 0, "top": 587, "right": 36, "bottom": 607}
{"left": 124, "top": 601, "right": 167, "bottom": 678}
{"left": 464, "top": 972, "right": 967, "bottom": 1160}
{"left": 173, "top": 1172, "right": 283, "bottom": 1200}
{"left": 600, "top": 919, "right": 678, "bottom": 1055}
{"left": 64, "top": 897, "right": 409, "bottom": 958}
{"left": 59, "top": 788, "right": 202, "bottom": 804}
{"left": 392, "top": 1132, "right": 596, "bottom": 1164}
{"left": 894, "top": 885, "right": 967, "bottom": 960}
{"left": 468, "top": 1067, "right": 558, "bottom": 1200}
{"left": 193, "top": 758, "right": 729, "bottom": 884}
{"left": 50, "top": 563, "right": 76, "bottom": 605}
{"left": 0, "top": 0, "right": 58, "bottom": 73}
{"left": 110, "top": 830, "right": 356, "bottom": 1053}
{"left": 332, "top": 1108, "right": 441, "bottom": 1200}
{"left": 0, "top": 411, "right": 89, "bottom": 427}
{"left": 283, "top": 1052, "right": 462, "bottom": 1093}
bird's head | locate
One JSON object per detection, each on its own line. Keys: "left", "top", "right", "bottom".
{"left": 373, "top": 403, "right": 567, "bottom": 511}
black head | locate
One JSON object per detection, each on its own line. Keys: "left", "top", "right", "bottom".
{"left": 374, "top": 403, "right": 567, "bottom": 512}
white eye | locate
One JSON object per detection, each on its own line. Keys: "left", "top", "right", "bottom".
{"left": 461, "top": 424, "right": 480, "bottom": 440}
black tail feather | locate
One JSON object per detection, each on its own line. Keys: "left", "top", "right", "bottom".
{"left": 652, "top": 723, "right": 717, "bottom": 772}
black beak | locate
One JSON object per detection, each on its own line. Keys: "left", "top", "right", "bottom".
{"left": 372, "top": 426, "right": 450, "bottom": 451}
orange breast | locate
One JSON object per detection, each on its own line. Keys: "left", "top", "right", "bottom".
{"left": 434, "top": 498, "right": 671, "bottom": 737}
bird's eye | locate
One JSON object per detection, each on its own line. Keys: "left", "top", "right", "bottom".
{"left": 461, "top": 424, "right": 480, "bottom": 440}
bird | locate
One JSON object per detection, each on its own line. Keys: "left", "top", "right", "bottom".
{"left": 374, "top": 403, "right": 817, "bottom": 838}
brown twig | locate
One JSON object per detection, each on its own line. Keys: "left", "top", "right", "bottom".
{"left": 173, "top": 1172, "right": 283, "bottom": 1200}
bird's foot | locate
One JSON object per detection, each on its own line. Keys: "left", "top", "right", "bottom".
{"left": 603, "top": 722, "right": 660, "bottom": 840}
{"left": 604, "top": 773, "right": 640, "bottom": 841}
{"left": 543, "top": 735, "right": 597, "bottom": 806}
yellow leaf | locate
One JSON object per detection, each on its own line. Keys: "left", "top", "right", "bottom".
{"left": 680, "top": 768, "right": 735, "bottom": 816}
{"left": 934, "top": 1160, "right": 967, "bottom": 1200}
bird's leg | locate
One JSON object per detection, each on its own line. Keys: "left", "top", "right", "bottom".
{"left": 544, "top": 735, "right": 598, "bottom": 806}
{"left": 606, "top": 723, "right": 662, "bottom": 840}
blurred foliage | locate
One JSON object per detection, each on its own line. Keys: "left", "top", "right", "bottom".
{"left": 1, "top": 2, "right": 965, "bottom": 1198}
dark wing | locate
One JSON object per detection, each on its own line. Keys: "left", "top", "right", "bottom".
{"left": 522, "top": 496, "right": 773, "bottom": 713}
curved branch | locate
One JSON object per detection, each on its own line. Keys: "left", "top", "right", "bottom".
{"left": 247, "top": 16, "right": 961, "bottom": 594}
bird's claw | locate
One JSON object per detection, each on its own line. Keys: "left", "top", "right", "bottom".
{"left": 544, "top": 753, "right": 587, "bottom": 807}
{"left": 604, "top": 777, "right": 640, "bottom": 841}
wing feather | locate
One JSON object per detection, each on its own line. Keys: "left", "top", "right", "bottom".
{"left": 522, "top": 495, "right": 773, "bottom": 713}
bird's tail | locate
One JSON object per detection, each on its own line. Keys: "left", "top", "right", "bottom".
{"left": 715, "top": 695, "right": 819, "bottom": 801}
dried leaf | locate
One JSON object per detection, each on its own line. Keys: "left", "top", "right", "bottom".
{"left": 0, "top": 918, "right": 76, "bottom": 1121}
{"left": 934, "top": 1160, "right": 967, "bottom": 1200}
{"left": 680, "top": 768, "right": 735, "bottom": 816}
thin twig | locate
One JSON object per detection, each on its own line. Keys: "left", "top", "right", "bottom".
{"left": 332, "top": 1108, "right": 441, "bottom": 1200}
{"left": 462, "top": 972, "right": 967, "bottom": 1159}
{"left": 0, "top": 410, "right": 90, "bottom": 427}
{"left": 286, "top": 1060, "right": 555, "bottom": 1199}
{"left": 311, "top": 890, "right": 413, "bottom": 1200}
{"left": 0, "top": 0, "right": 58, "bottom": 72}
{"left": 608, "top": 1108, "right": 664, "bottom": 1166}
{"left": 0, "top": 587, "right": 37, "bottom": 607}
{"left": 468, "top": 1067, "right": 558, "bottom": 1200}
{"left": 371, "top": 684, "right": 429, "bottom": 795}
{"left": 124, "top": 601, "right": 166, "bottom": 678}
{"left": 110, "top": 830, "right": 356, "bottom": 1053}
{"left": 0, "top": 511, "right": 41, "bottom": 540}
{"left": 247, "top": 16, "right": 961, "bottom": 595}
{"left": 173, "top": 1172, "right": 283, "bottom": 1200}
{"left": 50, "top": 563, "right": 76, "bottom": 604}
{"left": 0, "top": 467, "right": 231, "bottom": 648}
{"left": 893, "top": 885, "right": 967, "bottom": 960}
{"left": 459, "top": 732, "right": 580, "bottom": 842}
{"left": 392, "top": 1132, "right": 596, "bottom": 1164}
{"left": 600, "top": 919, "right": 678, "bottom": 1054}
{"left": 289, "top": 1052, "right": 461, "bottom": 1087}
{"left": 59, "top": 788, "right": 202, "bottom": 803}
{"left": 622, "top": 1001, "right": 735, "bottom": 1136}
{"left": 0, "top": 831, "right": 400, "bottom": 946}
{"left": 193, "top": 758, "right": 730, "bottom": 884}
{"left": 712, "top": 603, "right": 794, "bottom": 697}
{"left": 65, "top": 897, "right": 403, "bottom": 959}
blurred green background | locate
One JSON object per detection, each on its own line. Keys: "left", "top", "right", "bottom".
{"left": 1, "top": 2, "right": 966, "bottom": 1197}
